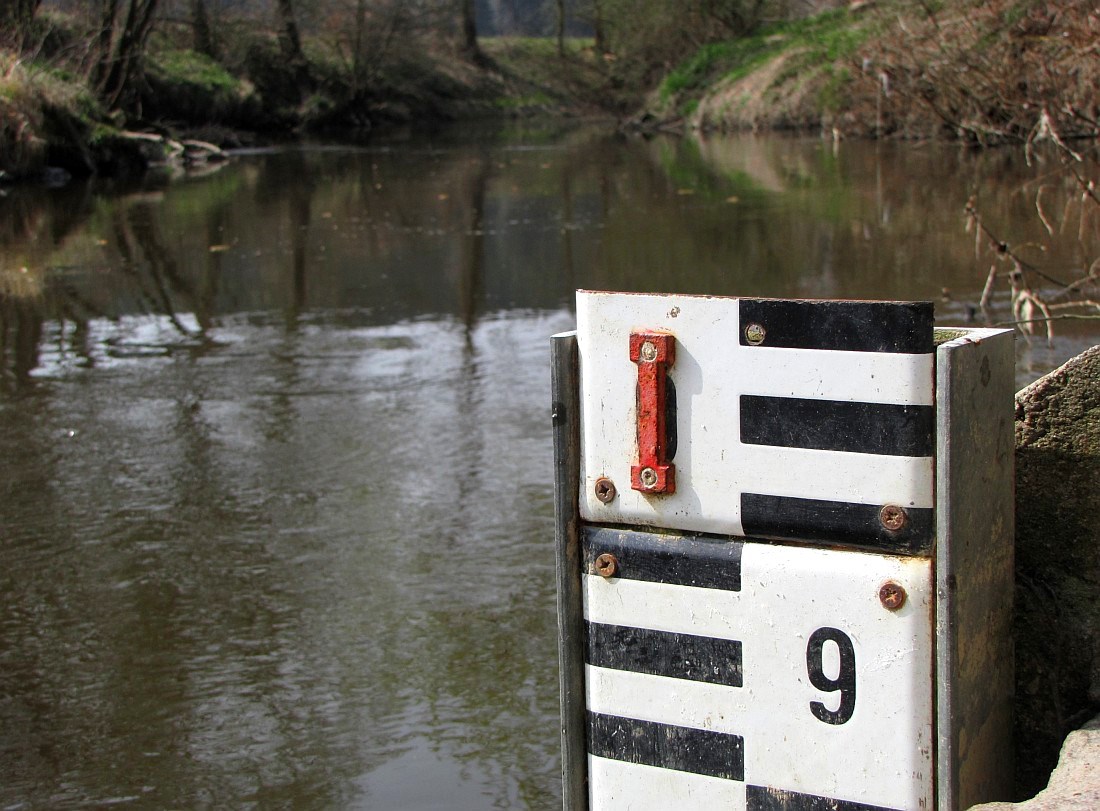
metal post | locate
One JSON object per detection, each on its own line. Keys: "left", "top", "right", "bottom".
{"left": 552, "top": 330, "right": 587, "bottom": 811}
{"left": 935, "top": 329, "right": 1016, "bottom": 809}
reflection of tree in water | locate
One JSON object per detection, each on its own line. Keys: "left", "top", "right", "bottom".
{"left": 112, "top": 201, "right": 216, "bottom": 344}
{"left": 0, "top": 296, "right": 44, "bottom": 386}
{"left": 454, "top": 149, "right": 491, "bottom": 510}
{"left": 1, "top": 183, "right": 99, "bottom": 387}
{"left": 395, "top": 156, "right": 560, "bottom": 804}
{"left": 0, "top": 181, "right": 231, "bottom": 386}
{"left": 409, "top": 585, "right": 561, "bottom": 809}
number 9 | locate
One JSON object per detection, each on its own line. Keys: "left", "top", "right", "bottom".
{"left": 806, "top": 627, "right": 856, "bottom": 725}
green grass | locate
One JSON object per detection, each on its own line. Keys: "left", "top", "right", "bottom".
{"left": 658, "top": 7, "right": 871, "bottom": 104}
{"left": 817, "top": 65, "right": 854, "bottom": 112}
{"left": 484, "top": 36, "right": 596, "bottom": 57}
{"left": 660, "top": 38, "right": 775, "bottom": 101}
{"left": 150, "top": 50, "right": 241, "bottom": 92}
{"left": 0, "top": 52, "right": 94, "bottom": 111}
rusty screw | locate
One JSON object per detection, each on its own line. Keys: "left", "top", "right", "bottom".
{"left": 879, "top": 504, "right": 909, "bottom": 532}
{"left": 640, "top": 340, "right": 658, "bottom": 362}
{"left": 594, "top": 553, "right": 618, "bottom": 578}
{"left": 594, "top": 477, "right": 617, "bottom": 503}
{"left": 744, "top": 323, "right": 766, "bottom": 345}
{"left": 879, "top": 581, "right": 907, "bottom": 611}
{"left": 639, "top": 467, "right": 658, "bottom": 489}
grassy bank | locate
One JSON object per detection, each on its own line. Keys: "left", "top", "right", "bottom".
{"left": 648, "top": 7, "right": 869, "bottom": 129}
{"left": 644, "top": 0, "right": 1100, "bottom": 143}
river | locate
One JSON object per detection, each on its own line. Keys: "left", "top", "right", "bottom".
{"left": 1, "top": 126, "right": 1096, "bottom": 809}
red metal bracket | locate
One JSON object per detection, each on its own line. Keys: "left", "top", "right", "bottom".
{"left": 630, "top": 331, "right": 675, "bottom": 494}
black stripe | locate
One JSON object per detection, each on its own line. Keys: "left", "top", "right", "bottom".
{"left": 587, "top": 712, "right": 744, "bottom": 781}
{"left": 747, "top": 784, "right": 902, "bottom": 811}
{"left": 585, "top": 622, "right": 743, "bottom": 687}
{"left": 741, "top": 494, "right": 933, "bottom": 555}
{"left": 582, "top": 526, "right": 742, "bottom": 591}
{"left": 740, "top": 395, "right": 934, "bottom": 457}
{"left": 739, "top": 300, "right": 934, "bottom": 354}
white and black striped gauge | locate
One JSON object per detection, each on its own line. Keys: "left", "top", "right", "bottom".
{"left": 582, "top": 526, "right": 932, "bottom": 811}
{"left": 552, "top": 291, "right": 1017, "bottom": 811}
{"left": 576, "top": 292, "right": 936, "bottom": 552}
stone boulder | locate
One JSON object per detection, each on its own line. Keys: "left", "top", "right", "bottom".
{"left": 971, "top": 715, "right": 1100, "bottom": 810}
{"left": 1012, "top": 345, "right": 1100, "bottom": 798}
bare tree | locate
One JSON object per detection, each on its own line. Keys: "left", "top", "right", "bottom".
{"left": 275, "top": 0, "right": 304, "bottom": 61}
{"left": 1, "top": 0, "right": 42, "bottom": 51}
{"left": 275, "top": 0, "right": 312, "bottom": 95}
{"left": 91, "top": 0, "right": 161, "bottom": 112}
{"left": 317, "top": 0, "right": 433, "bottom": 97}
{"left": 458, "top": 0, "right": 484, "bottom": 62}
{"left": 190, "top": 0, "right": 217, "bottom": 58}
{"left": 859, "top": 0, "right": 1100, "bottom": 343}
{"left": 574, "top": 0, "right": 609, "bottom": 55}
{"left": 555, "top": 0, "right": 566, "bottom": 56}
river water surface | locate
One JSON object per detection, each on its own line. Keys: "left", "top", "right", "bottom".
{"left": 1, "top": 126, "right": 1097, "bottom": 809}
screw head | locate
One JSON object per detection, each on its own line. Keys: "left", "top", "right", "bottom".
{"left": 594, "top": 477, "right": 617, "bottom": 503}
{"left": 640, "top": 340, "right": 658, "bottom": 362}
{"left": 879, "top": 504, "right": 909, "bottom": 532}
{"left": 879, "top": 581, "right": 907, "bottom": 611}
{"left": 744, "top": 323, "right": 766, "bottom": 345}
{"left": 639, "top": 467, "right": 658, "bottom": 489}
{"left": 594, "top": 553, "right": 618, "bottom": 578}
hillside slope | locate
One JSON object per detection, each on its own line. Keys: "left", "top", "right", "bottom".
{"left": 644, "top": 1, "right": 1099, "bottom": 143}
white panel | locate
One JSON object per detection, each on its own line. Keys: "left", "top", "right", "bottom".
{"left": 731, "top": 445, "right": 932, "bottom": 507}
{"left": 585, "top": 542, "right": 935, "bottom": 810}
{"left": 737, "top": 346, "right": 934, "bottom": 405}
{"left": 576, "top": 291, "right": 935, "bottom": 535}
{"left": 589, "top": 756, "right": 748, "bottom": 810}
{"left": 584, "top": 575, "right": 747, "bottom": 639}
{"left": 587, "top": 666, "right": 745, "bottom": 734}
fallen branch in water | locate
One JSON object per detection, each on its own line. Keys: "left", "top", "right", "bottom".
{"left": 995, "top": 313, "right": 1100, "bottom": 326}
{"left": 117, "top": 131, "right": 228, "bottom": 166}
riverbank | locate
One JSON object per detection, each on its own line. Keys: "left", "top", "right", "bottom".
{"left": 0, "top": 33, "right": 616, "bottom": 184}
{"left": 638, "top": 1, "right": 1099, "bottom": 143}
{"left": 3, "top": 1, "right": 1097, "bottom": 184}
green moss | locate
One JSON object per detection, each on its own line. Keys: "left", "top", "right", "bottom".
{"left": 934, "top": 328, "right": 971, "bottom": 344}
{"left": 87, "top": 123, "right": 118, "bottom": 146}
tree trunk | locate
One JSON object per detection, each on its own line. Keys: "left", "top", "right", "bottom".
{"left": 459, "top": 0, "right": 482, "bottom": 62}
{"left": 2, "top": 0, "right": 42, "bottom": 50}
{"left": 275, "top": 0, "right": 303, "bottom": 64}
{"left": 351, "top": 0, "right": 367, "bottom": 90}
{"left": 556, "top": 0, "right": 566, "bottom": 57}
{"left": 97, "top": 0, "right": 160, "bottom": 112}
{"left": 275, "top": 0, "right": 311, "bottom": 96}
{"left": 591, "top": 0, "right": 607, "bottom": 55}
{"left": 190, "top": 0, "right": 216, "bottom": 58}
{"left": 91, "top": 0, "right": 121, "bottom": 85}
